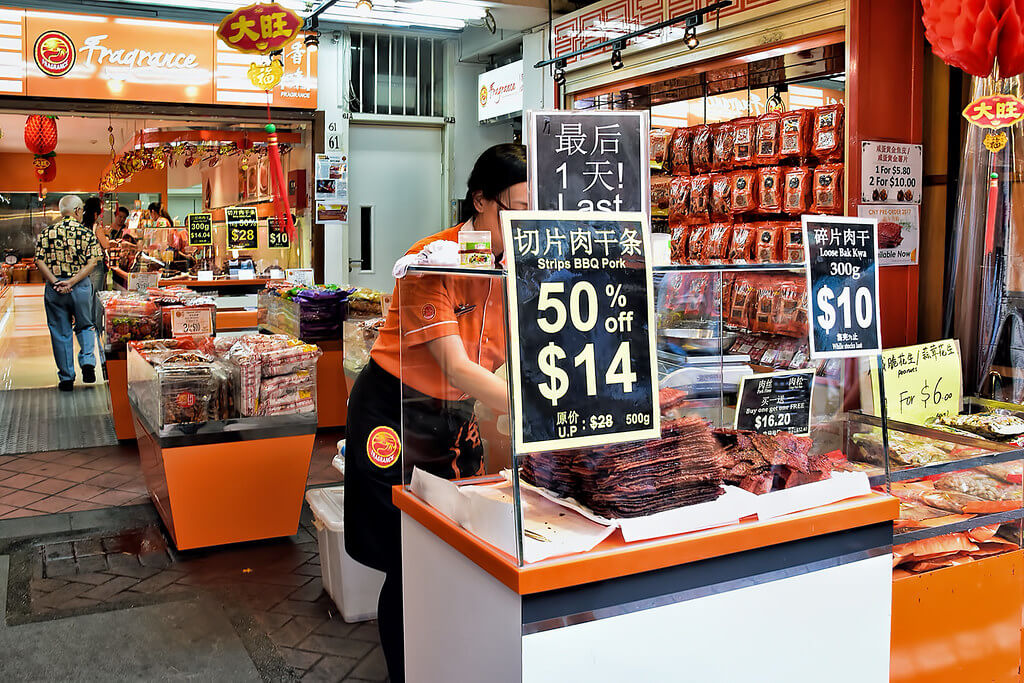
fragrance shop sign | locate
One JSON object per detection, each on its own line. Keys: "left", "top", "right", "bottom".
{"left": 0, "top": 7, "right": 317, "bottom": 108}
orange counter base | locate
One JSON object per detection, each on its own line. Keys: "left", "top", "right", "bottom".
{"left": 105, "top": 355, "right": 135, "bottom": 441}
{"left": 131, "top": 407, "right": 315, "bottom": 550}
{"left": 315, "top": 340, "right": 347, "bottom": 429}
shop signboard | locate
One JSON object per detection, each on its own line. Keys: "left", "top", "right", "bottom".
{"left": 860, "top": 141, "right": 922, "bottom": 204}
{"left": 869, "top": 340, "right": 962, "bottom": 425}
{"left": 526, "top": 110, "right": 650, "bottom": 215}
{"left": 170, "top": 307, "right": 213, "bottom": 337}
{"left": 267, "top": 216, "right": 289, "bottom": 249}
{"left": 128, "top": 271, "right": 159, "bottom": 294}
{"left": 478, "top": 60, "right": 524, "bottom": 122}
{"left": 186, "top": 213, "right": 213, "bottom": 247}
{"left": 856, "top": 204, "right": 918, "bottom": 266}
{"left": 502, "top": 210, "right": 660, "bottom": 453}
{"left": 226, "top": 207, "right": 259, "bottom": 250}
{"left": 735, "top": 369, "right": 815, "bottom": 436}
{"left": 803, "top": 215, "right": 882, "bottom": 359}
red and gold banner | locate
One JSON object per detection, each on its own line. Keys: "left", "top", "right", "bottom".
{"left": 962, "top": 94, "right": 1024, "bottom": 129}
{"left": 217, "top": 2, "right": 303, "bottom": 55}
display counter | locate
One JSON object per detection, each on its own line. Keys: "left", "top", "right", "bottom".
{"left": 396, "top": 484, "right": 897, "bottom": 682}
{"left": 110, "top": 266, "right": 279, "bottom": 296}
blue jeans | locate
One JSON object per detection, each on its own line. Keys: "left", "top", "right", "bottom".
{"left": 43, "top": 279, "right": 96, "bottom": 383}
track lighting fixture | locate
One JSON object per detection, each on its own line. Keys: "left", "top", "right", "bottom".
{"left": 610, "top": 41, "right": 624, "bottom": 70}
{"left": 684, "top": 25, "right": 699, "bottom": 49}
{"left": 553, "top": 58, "right": 567, "bottom": 87}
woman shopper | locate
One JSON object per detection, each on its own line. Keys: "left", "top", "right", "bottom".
{"left": 82, "top": 197, "right": 108, "bottom": 336}
{"left": 344, "top": 143, "right": 527, "bottom": 683}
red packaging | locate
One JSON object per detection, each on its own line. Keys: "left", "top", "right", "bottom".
{"left": 757, "top": 167, "right": 784, "bottom": 213}
{"left": 669, "top": 176, "right": 691, "bottom": 228}
{"left": 727, "top": 275, "right": 758, "bottom": 329}
{"left": 732, "top": 117, "right": 756, "bottom": 166}
{"left": 783, "top": 167, "right": 813, "bottom": 215}
{"left": 651, "top": 174, "right": 673, "bottom": 217}
{"left": 682, "top": 273, "right": 712, "bottom": 317}
{"left": 712, "top": 122, "right": 734, "bottom": 170}
{"left": 779, "top": 109, "right": 812, "bottom": 159}
{"left": 754, "top": 112, "right": 782, "bottom": 165}
{"left": 705, "top": 223, "right": 733, "bottom": 263}
{"left": 720, "top": 273, "right": 736, "bottom": 318}
{"left": 670, "top": 227, "right": 690, "bottom": 264}
{"left": 729, "top": 224, "right": 756, "bottom": 262}
{"left": 752, "top": 277, "right": 782, "bottom": 334}
{"left": 774, "top": 278, "right": 809, "bottom": 338}
{"left": 754, "top": 223, "right": 782, "bottom": 263}
{"left": 710, "top": 173, "right": 732, "bottom": 220}
{"left": 812, "top": 103, "right": 844, "bottom": 160}
{"left": 811, "top": 164, "right": 844, "bottom": 214}
{"left": 669, "top": 127, "right": 693, "bottom": 176}
{"left": 781, "top": 223, "right": 804, "bottom": 263}
{"left": 687, "top": 225, "right": 710, "bottom": 264}
{"left": 691, "top": 125, "right": 712, "bottom": 173}
{"left": 689, "top": 174, "right": 711, "bottom": 224}
{"left": 651, "top": 127, "right": 672, "bottom": 170}
{"left": 731, "top": 169, "right": 758, "bottom": 215}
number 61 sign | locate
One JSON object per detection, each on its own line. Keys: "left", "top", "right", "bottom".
{"left": 802, "top": 215, "right": 882, "bottom": 359}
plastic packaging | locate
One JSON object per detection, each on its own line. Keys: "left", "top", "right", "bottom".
{"left": 650, "top": 128, "right": 672, "bottom": 170}
{"left": 729, "top": 224, "right": 756, "bottom": 263}
{"left": 731, "top": 169, "right": 758, "bottom": 215}
{"left": 458, "top": 230, "right": 493, "bottom": 269}
{"left": 783, "top": 167, "right": 813, "bottom": 215}
{"left": 757, "top": 167, "right": 784, "bottom": 213}
{"left": 780, "top": 109, "right": 812, "bottom": 159}
{"left": 712, "top": 122, "right": 734, "bottom": 171}
{"left": 691, "top": 125, "right": 712, "bottom": 173}
{"left": 812, "top": 103, "right": 845, "bottom": 160}
{"left": 669, "top": 127, "right": 692, "bottom": 176}
{"left": 731, "top": 118, "right": 756, "bottom": 166}
{"left": 754, "top": 112, "right": 782, "bottom": 165}
{"left": 710, "top": 173, "right": 732, "bottom": 220}
{"left": 811, "top": 164, "right": 844, "bottom": 214}
{"left": 690, "top": 174, "right": 711, "bottom": 224}
{"left": 669, "top": 176, "right": 690, "bottom": 228}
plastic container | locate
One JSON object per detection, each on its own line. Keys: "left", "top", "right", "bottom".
{"left": 305, "top": 486, "right": 385, "bottom": 622}
{"left": 459, "top": 229, "right": 493, "bottom": 268}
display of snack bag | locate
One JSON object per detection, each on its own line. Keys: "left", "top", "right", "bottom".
{"left": 690, "top": 174, "right": 711, "bottom": 224}
{"left": 754, "top": 223, "right": 782, "bottom": 263}
{"left": 705, "top": 223, "right": 733, "bottom": 263}
{"left": 710, "top": 173, "right": 732, "bottom": 220}
{"left": 669, "top": 176, "right": 691, "bottom": 228}
{"left": 731, "top": 169, "right": 758, "bottom": 215}
{"left": 721, "top": 273, "right": 735, "bottom": 318}
{"left": 754, "top": 112, "right": 782, "bottom": 165}
{"left": 783, "top": 166, "right": 813, "bottom": 215}
{"left": 650, "top": 127, "right": 672, "bottom": 170}
{"left": 687, "top": 224, "right": 710, "bottom": 264}
{"left": 669, "top": 127, "right": 693, "bottom": 176}
{"left": 813, "top": 103, "right": 844, "bottom": 160}
{"left": 712, "top": 122, "right": 735, "bottom": 170}
{"left": 757, "top": 167, "right": 784, "bottom": 213}
{"left": 670, "top": 226, "right": 690, "bottom": 264}
{"left": 651, "top": 175, "right": 673, "bottom": 217}
{"left": 780, "top": 109, "right": 812, "bottom": 159}
{"left": 773, "top": 278, "right": 808, "bottom": 337}
{"left": 782, "top": 223, "right": 805, "bottom": 263}
{"left": 752, "top": 277, "right": 781, "bottom": 334}
{"left": 681, "top": 273, "right": 713, "bottom": 317}
{"left": 732, "top": 117, "right": 756, "bottom": 166}
{"left": 729, "top": 224, "right": 756, "bottom": 262}
{"left": 691, "top": 125, "right": 712, "bottom": 173}
{"left": 727, "top": 275, "right": 758, "bottom": 329}
{"left": 811, "top": 164, "right": 844, "bottom": 214}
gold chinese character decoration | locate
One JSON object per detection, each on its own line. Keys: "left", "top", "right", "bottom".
{"left": 216, "top": 2, "right": 303, "bottom": 55}
{"left": 984, "top": 132, "right": 1008, "bottom": 152}
{"left": 247, "top": 59, "right": 284, "bottom": 91}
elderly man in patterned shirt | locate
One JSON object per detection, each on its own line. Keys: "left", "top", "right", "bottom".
{"left": 34, "top": 195, "right": 103, "bottom": 392}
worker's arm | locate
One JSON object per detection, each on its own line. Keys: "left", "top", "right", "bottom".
{"left": 426, "top": 335, "right": 509, "bottom": 415}
{"left": 95, "top": 224, "right": 111, "bottom": 250}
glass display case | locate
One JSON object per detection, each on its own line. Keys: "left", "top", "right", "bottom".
{"left": 257, "top": 286, "right": 349, "bottom": 341}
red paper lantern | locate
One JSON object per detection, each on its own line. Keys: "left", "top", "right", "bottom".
{"left": 24, "top": 115, "right": 57, "bottom": 155}
{"left": 999, "top": 0, "right": 1024, "bottom": 78}
{"left": 921, "top": 0, "right": 1024, "bottom": 78}
{"left": 33, "top": 155, "right": 56, "bottom": 183}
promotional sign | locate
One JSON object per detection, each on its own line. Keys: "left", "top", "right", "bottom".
{"left": 856, "top": 204, "right": 919, "bottom": 266}
{"left": 315, "top": 153, "right": 348, "bottom": 223}
{"left": 803, "top": 215, "right": 882, "bottom": 359}
{"left": 186, "top": 213, "right": 213, "bottom": 247}
{"left": 526, "top": 110, "right": 650, "bottom": 215}
{"left": 286, "top": 268, "right": 314, "bottom": 287}
{"left": 128, "top": 271, "right": 160, "bottom": 294}
{"left": 267, "top": 216, "right": 289, "bottom": 249}
{"left": 502, "top": 210, "right": 660, "bottom": 453}
{"left": 170, "top": 308, "right": 213, "bottom": 337}
{"left": 870, "top": 340, "right": 962, "bottom": 425}
{"left": 478, "top": 60, "right": 524, "bottom": 122}
{"left": 225, "top": 207, "right": 259, "bottom": 250}
{"left": 735, "top": 370, "right": 815, "bottom": 436}
{"left": 860, "top": 141, "right": 922, "bottom": 204}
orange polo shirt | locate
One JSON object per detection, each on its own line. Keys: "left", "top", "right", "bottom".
{"left": 370, "top": 224, "right": 506, "bottom": 401}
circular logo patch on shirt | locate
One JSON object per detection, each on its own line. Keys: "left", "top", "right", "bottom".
{"left": 421, "top": 303, "right": 436, "bottom": 321}
{"left": 367, "top": 426, "right": 401, "bottom": 468}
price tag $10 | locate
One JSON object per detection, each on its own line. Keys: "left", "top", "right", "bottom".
{"left": 816, "top": 284, "right": 874, "bottom": 334}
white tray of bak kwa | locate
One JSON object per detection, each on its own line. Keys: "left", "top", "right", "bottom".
{"left": 750, "top": 471, "right": 871, "bottom": 520}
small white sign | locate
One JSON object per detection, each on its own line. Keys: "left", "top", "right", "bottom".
{"left": 237, "top": 269, "right": 256, "bottom": 280}
{"left": 128, "top": 271, "right": 160, "bottom": 293}
{"left": 478, "top": 60, "right": 524, "bottom": 122}
{"left": 127, "top": 210, "right": 142, "bottom": 231}
{"left": 857, "top": 204, "right": 920, "bottom": 266}
{"left": 198, "top": 270, "right": 214, "bottom": 281}
{"left": 861, "top": 141, "right": 922, "bottom": 204}
{"left": 286, "top": 268, "right": 315, "bottom": 287}
{"left": 171, "top": 308, "right": 213, "bottom": 337}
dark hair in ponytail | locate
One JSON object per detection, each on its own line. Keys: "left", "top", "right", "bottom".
{"left": 460, "top": 143, "right": 527, "bottom": 222}
{"left": 82, "top": 196, "right": 102, "bottom": 229}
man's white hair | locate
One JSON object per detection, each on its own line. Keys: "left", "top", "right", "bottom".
{"left": 58, "top": 195, "right": 83, "bottom": 216}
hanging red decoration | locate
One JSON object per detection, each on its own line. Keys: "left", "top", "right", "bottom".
{"left": 33, "top": 154, "right": 56, "bottom": 182}
{"left": 998, "top": 0, "right": 1024, "bottom": 77}
{"left": 265, "top": 124, "right": 295, "bottom": 240}
{"left": 24, "top": 114, "right": 57, "bottom": 155}
{"left": 921, "top": 0, "right": 1024, "bottom": 78}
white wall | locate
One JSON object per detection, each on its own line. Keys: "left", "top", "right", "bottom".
{"left": 315, "top": 37, "right": 349, "bottom": 286}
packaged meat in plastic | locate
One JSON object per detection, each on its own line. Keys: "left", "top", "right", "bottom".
{"left": 710, "top": 173, "right": 732, "bottom": 220}
{"left": 853, "top": 431, "right": 954, "bottom": 468}
{"left": 729, "top": 224, "right": 756, "bottom": 263}
{"left": 934, "top": 411, "right": 1024, "bottom": 441}
{"left": 757, "top": 167, "right": 784, "bottom": 213}
{"left": 753, "top": 223, "right": 782, "bottom": 263}
{"left": 650, "top": 127, "right": 672, "bottom": 170}
{"left": 261, "top": 395, "right": 316, "bottom": 416}
{"left": 651, "top": 174, "right": 673, "bottom": 217}
{"left": 811, "top": 164, "right": 844, "bottom": 214}
{"left": 689, "top": 174, "right": 711, "bottom": 224}
{"left": 727, "top": 275, "right": 758, "bottom": 329}
{"left": 261, "top": 342, "right": 323, "bottom": 377}
{"left": 669, "top": 176, "right": 691, "bottom": 228}
{"left": 712, "top": 122, "right": 734, "bottom": 170}
{"left": 669, "top": 127, "right": 692, "bottom": 176}
{"left": 773, "top": 278, "right": 808, "bottom": 337}
{"left": 751, "top": 277, "right": 780, "bottom": 334}
{"left": 753, "top": 112, "right": 782, "bottom": 165}
{"left": 731, "top": 169, "right": 758, "bottom": 215}
{"left": 260, "top": 369, "right": 316, "bottom": 403}
{"left": 781, "top": 223, "right": 804, "bottom": 263}
{"left": 680, "top": 273, "right": 713, "bottom": 317}
{"left": 977, "top": 460, "right": 1024, "bottom": 484}
{"left": 157, "top": 363, "right": 213, "bottom": 426}
{"left": 670, "top": 226, "right": 690, "bottom": 264}
{"left": 228, "top": 341, "right": 262, "bottom": 417}
{"left": 934, "top": 470, "right": 1022, "bottom": 503}
{"left": 779, "top": 108, "right": 812, "bottom": 159}
{"left": 812, "top": 103, "right": 844, "bottom": 160}
{"left": 691, "top": 125, "right": 712, "bottom": 173}
{"left": 705, "top": 223, "right": 733, "bottom": 264}
{"left": 783, "top": 166, "right": 813, "bottom": 215}
{"left": 721, "top": 273, "right": 735, "bottom": 319}
{"left": 731, "top": 117, "right": 756, "bottom": 166}
{"left": 687, "top": 225, "right": 710, "bottom": 264}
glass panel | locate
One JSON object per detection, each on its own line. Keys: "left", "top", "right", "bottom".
{"left": 432, "top": 40, "right": 444, "bottom": 117}
{"left": 361, "top": 33, "right": 375, "bottom": 114}
{"left": 350, "top": 33, "right": 363, "bottom": 112}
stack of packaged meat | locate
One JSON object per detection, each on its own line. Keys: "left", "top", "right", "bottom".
{"left": 714, "top": 429, "right": 831, "bottom": 494}
{"left": 209, "top": 334, "right": 322, "bottom": 418}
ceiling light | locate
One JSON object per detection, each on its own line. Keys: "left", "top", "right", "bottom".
{"left": 684, "top": 25, "right": 699, "bottom": 49}
{"left": 304, "top": 31, "right": 320, "bottom": 51}
{"left": 356, "top": 0, "right": 373, "bottom": 15}
{"left": 610, "top": 41, "right": 624, "bottom": 70}
{"left": 553, "top": 58, "right": 566, "bottom": 87}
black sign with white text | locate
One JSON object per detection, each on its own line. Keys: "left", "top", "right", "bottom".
{"left": 502, "top": 211, "right": 660, "bottom": 454}
{"left": 527, "top": 111, "right": 649, "bottom": 215}
{"left": 735, "top": 370, "right": 815, "bottom": 436}
{"left": 226, "top": 207, "right": 259, "bottom": 250}
{"left": 803, "top": 216, "right": 882, "bottom": 359}
{"left": 268, "top": 217, "right": 290, "bottom": 249}
{"left": 186, "top": 213, "right": 212, "bottom": 247}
